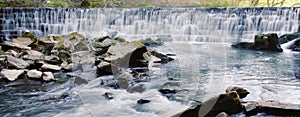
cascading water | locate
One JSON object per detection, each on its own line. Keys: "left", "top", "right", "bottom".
{"left": 1, "top": 7, "right": 299, "bottom": 42}
{"left": 1, "top": 7, "right": 300, "bottom": 117}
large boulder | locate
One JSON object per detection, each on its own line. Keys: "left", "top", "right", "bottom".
{"left": 105, "top": 41, "right": 148, "bottom": 68}
{"left": 177, "top": 92, "right": 243, "bottom": 117}
{"left": 286, "top": 39, "right": 300, "bottom": 52}
{"left": 6, "top": 55, "right": 29, "bottom": 69}
{"left": 253, "top": 33, "right": 282, "bottom": 52}
{"left": 232, "top": 33, "right": 283, "bottom": 52}
{"left": 0, "top": 69, "right": 25, "bottom": 81}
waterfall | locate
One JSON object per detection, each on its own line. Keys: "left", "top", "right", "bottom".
{"left": 0, "top": 7, "right": 299, "bottom": 42}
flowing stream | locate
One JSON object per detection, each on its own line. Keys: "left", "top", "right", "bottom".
{"left": 0, "top": 7, "right": 300, "bottom": 116}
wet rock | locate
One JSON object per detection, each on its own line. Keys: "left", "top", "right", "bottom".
{"left": 42, "top": 72, "right": 55, "bottom": 81}
{"left": 177, "top": 92, "right": 243, "bottom": 117}
{"left": 259, "top": 100, "right": 300, "bottom": 116}
{"left": 1, "top": 41, "right": 31, "bottom": 51}
{"left": 33, "top": 37, "right": 57, "bottom": 55}
{"left": 278, "top": 32, "right": 300, "bottom": 44}
{"left": 225, "top": 86, "right": 249, "bottom": 99}
{"left": 27, "top": 69, "right": 43, "bottom": 79}
{"left": 127, "top": 84, "right": 146, "bottom": 93}
{"left": 74, "top": 76, "right": 88, "bottom": 85}
{"left": 116, "top": 72, "right": 134, "bottom": 89}
{"left": 71, "top": 51, "right": 95, "bottom": 72}
{"left": 41, "top": 63, "right": 61, "bottom": 71}
{"left": 243, "top": 102, "right": 261, "bottom": 116}
{"left": 288, "top": 39, "right": 300, "bottom": 52}
{"left": 23, "top": 50, "right": 44, "bottom": 60}
{"left": 159, "top": 89, "right": 178, "bottom": 94}
{"left": 6, "top": 55, "right": 29, "bottom": 69}
{"left": 67, "top": 32, "right": 85, "bottom": 41}
{"left": 105, "top": 41, "right": 147, "bottom": 68}
{"left": 253, "top": 33, "right": 282, "bottom": 52}
{"left": 148, "top": 50, "right": 174, "bottom": 63}
{"left": 97, "top": 61, "right": 112, "bottom": 75}
{"left": 102, "top": 92, "right": 114, "bottom": 100}
{"left": 232, "top": 33, "right": 283, "bottom": 52}
{"left": 140, "top": 38, "right": 163, "bottom": 47}
{"left": 0, "top": 69, "right": 25, "bottom": 81}
{"left": 215, "top": 112, "right": 229, "bottom": 117}
{"left": 137, "top": 99, "right": 151, "bottom": 104}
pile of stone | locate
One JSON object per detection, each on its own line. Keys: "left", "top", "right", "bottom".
{"left": 0, "top": 31, "right": 174, "bottom": 86}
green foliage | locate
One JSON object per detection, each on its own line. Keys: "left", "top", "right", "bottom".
{"left": 48, "top": 0, "right": 68, "bottom": 8}
{"left": 0, "top": 4, "right": 7, "bottom": 8}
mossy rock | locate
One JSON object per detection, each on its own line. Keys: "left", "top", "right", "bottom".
{"left": 68, "top": 32, "right": 85, "bottom": 41}
{"left": 20, "top": 32, "right": 37, "bottom": 42}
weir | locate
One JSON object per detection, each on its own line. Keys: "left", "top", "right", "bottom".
{"left": 0, "top": 7, "right": 299, "bottom": 42}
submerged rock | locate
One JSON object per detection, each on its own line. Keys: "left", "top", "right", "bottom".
{"left": 0, "top": 69, "right": 25, "bottom": 81}
{"left": 102, "top": 92, "right": 114, "bottom": 100}
{"left": 27, "top": 69, "right": 43, "bottom": 79}
{"left": 232, "top": 33, "right": 283, "bottom": 52}
{"left": 225, "top": 86, "right": 249, "bottom": 99}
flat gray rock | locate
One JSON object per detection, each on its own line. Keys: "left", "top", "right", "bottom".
{"left": 0, "top": 69, "right": 25, "bottom": 81}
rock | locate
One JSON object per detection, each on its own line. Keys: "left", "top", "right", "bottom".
{"left": 0, "top": 56, "right": 7, "bottom": 69}
{"left": 67, "top": 32, "right": 85, "bottom": 41}
{"left": 225, "top": 86, "right": 249, "bottom": 99}
{"left": 27, "top": 69, "right": 43, "bottom": 79}
{"left": 23, "top": 50, "right": 44, "bottom": 60}
{"left": 74, "top": 76, "right": 88, "bottom": 85}
{"left": 116, "top": 72, "right": 134, "bottom": 89}
{"left": 5, "top": 50, "right": 18, "bottom": 57}
{"left": 137, "top": 99, "right": 151, "bottom": 104}
{"left": 231, "top": 42, "right": 253, "bottom": 50}
{"left": 215, "top": 112, "right": 229, "bottom": 117}
{"left": 105, "top": 41, "right": 147, "bottom": 68}
{"left": 140, "top": 38, "right": 163, "bottom": 47}
{"left": 71, "top": 51, "right": 95, "bottom": 72}
{"left": 0, "top": 69, "right": 25, "bottom": 81}
{"left": 127, "top": 84, "right": 146, "bottom": 93}
{"left": 253, "top": 33, "right": 282, "bottom": 52}
{"left": 44, "top": 55, "right": 61, "bottom": 65}
{"left": 102, "top": 92, "right": 114, "bottom": 100}
{"left": 243, "top": 102, "right": 261, "bottom": 116}
{"left": 102, "top": 29, "right": 118, "bottom": 38}
{"left": 42, "top": 72, "right": 55, "bottom": 81}
{"left": 1, "top": 41, "right": 31, "bottom": 51}
{"left": 19, "top": 32, "right": 37, "bottom": 41}
{"left": 13, "top": 37, "right": 34, "bottom": 46}
{"left": 41, "top": 63, "right": 61, "bottom": 71}
{"left": 232, "top": 33, "right": 283, "bottom": 52}
{"left": 177, "top": 92, "right": 243, "bottom": 117}
{"left": 97, "top": 61, "right": 114, "bottom": 76}
{"left": 6, "top": 55, "right": 29, "bottom": 69}
{"left": 278, "top": 32, "right": 300, "bottom": 44}
{"left": 289, "top": 39, "right": 300, "bottom": 52}
{"left": 159, "top": 89, "right": 178, "bottom": 94}
{"left": 148, "top": 50, "right": 174, "bottom": 63}
{"left": 33, "top": 36, "right": 57, "bottom": 55}
{"left": 259, "top": 100, "right": 300, "bottom": 116}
